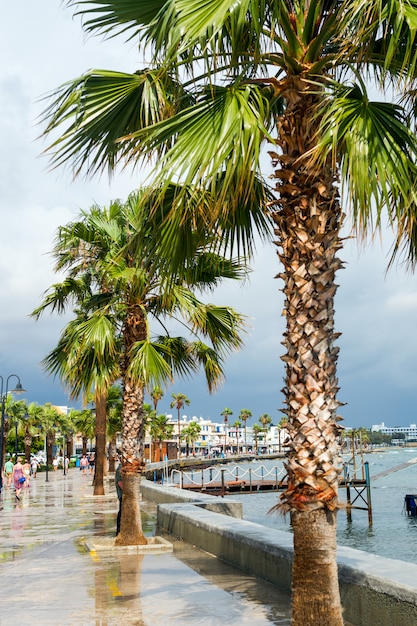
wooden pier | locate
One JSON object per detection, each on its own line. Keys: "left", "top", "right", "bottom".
{"left": 172, "top": 462, "right": 373, "bottom": 525}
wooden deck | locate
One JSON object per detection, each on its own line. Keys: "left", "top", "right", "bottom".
{"left": 177, "top": 478, "right": 285, "bottom": 494}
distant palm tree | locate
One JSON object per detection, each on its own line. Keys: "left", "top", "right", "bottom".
{"left": 24, "top": 402, "right": 44, "bottom": 461}
{"left": 221, "top": 408, "right": 233, "bottom": 456}
{"left": 239, "top": 409, "right": 252, "bottom": 454}
{"left": 181, "top": 421, "right": 201, "bottom": 456}
{"left": 149, "top": 414, "right": 174, "bottom": 462}
{"left": 232, "top": 419, "right": 242, "bottom": 455}
{"left": 252, "top": 424, "right": 263, "bottom": 456}
{"left": 259, "top": 414, "right": 272, "bottom": 451}
{"left": 170, "top": 393, "right": 190, "bottom": 459}
{"left": 40, "top": 403, "right": 62, "bottom": 466}
{"left": 278, "top": 416, "right": 289, "bottom": 454}
{"left": 150, "top": 386, "right": 164, "bottom": 412}
{"left": 6, "top": 399, "right": 28, "bottom": 460}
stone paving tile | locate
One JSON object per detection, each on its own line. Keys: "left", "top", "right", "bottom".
{"left": 0, "top": 469, "right": 291, "bottom": 626}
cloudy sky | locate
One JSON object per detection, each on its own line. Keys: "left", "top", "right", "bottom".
{"left": 1, "top": 2, "right": 417, "bottom": 429}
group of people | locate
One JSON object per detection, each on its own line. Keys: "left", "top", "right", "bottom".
{"left": 3, "top": 457, "right": 34, "bottom": 500}
{"left": 79, "top": 453, "right": 95, "bottom": 476}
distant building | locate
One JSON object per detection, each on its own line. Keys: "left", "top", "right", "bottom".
{"left": 371, "top": 422, "right": 417, "bottom": 442}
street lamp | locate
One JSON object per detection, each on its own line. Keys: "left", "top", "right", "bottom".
{"left": 0, "top": 375, "right": 26, "bottom": 492}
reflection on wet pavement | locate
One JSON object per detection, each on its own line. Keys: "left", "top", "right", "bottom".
{"left": 0, "top": 469, "right": 291, "bottom": 625}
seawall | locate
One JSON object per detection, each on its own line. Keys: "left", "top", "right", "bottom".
{"left": 141, "top": 478, "right": 417, "bottom": 626}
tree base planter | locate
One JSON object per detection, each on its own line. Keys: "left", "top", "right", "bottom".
{"left": 84, "top": 536, "right": 173, "bottom": 554}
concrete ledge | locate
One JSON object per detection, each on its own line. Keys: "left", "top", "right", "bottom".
{"left": 155, "top": 499, "right": 417, "bottom": 626}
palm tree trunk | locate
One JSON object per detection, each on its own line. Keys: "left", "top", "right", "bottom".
{"left": 291, "top": 510, "right": 341, "bottom": 625}
{"left": 115, "top": 378, "right": 147, "bottom": 546}
{"left": 272, "top": 89, "right": 344, "bottom": 625}
{"left": 93, "top": 390, "right": 107, "bottom": 496}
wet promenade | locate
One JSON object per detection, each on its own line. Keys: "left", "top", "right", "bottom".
{"left": 0, "top": 468, "right": 291, "bottom": 626}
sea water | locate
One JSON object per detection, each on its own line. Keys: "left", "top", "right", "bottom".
{"left": 229, "top": 448, "right": 417, "bottom": 564}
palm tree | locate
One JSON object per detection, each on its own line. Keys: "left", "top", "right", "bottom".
{"left": 239, "top": 409, "right": 252, "bottom": 454}
{"left": 259, "top": 414, "right": 272, "bottom": 453}
{"left": 33, "top": 194, "right": 246, "bottom": 545}
{"left": 149, "top": 413, "right": 174, "bottom": 462}
{"left": 170, "top": 393, "right": 190, "bottom": 459}
{"left": 39, "top": 403, "right": 62, "bottom": 467}
{"left": 43, "top": 3, "right": 417, "bottom": 620}
{"left": 181, "top": 420, "right": 201, "bottom": 456}
{"left": 25, "top": 402, "right": 45, "bottom": 461}
{"left": 70, "top": 408, "right": 96, "bottom": 456}
{"left": 6, "top": 399, "right": 28, "bottom": 460}
{"left": 150, "top": 386, "right": 164, "bottom": 412}
{"left": 232, "top": 419, "right": 242, "bottom": 455}
{"left": 252, "top": 424, "right": 263, "bottom": 456}
{"left": 278, "top": 416, "right": 289, "bottom": 455}
{"left": 220, "top": 408, "right": 233, "bottom": 456}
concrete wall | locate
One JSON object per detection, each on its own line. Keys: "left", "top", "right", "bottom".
{"left": 141, "top": 479, "right": 417, "bottom": 626}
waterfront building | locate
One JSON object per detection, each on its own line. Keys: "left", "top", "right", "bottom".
{"left": 371, "top": 422, "right": 417, "bottom": 442}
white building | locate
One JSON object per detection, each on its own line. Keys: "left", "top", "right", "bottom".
{"left": 371, "top": 422, "right": 417, "bottom": 441}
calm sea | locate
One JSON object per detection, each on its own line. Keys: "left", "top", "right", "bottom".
{"left": 227, "top": 448, "right": 417, "bottom": 564}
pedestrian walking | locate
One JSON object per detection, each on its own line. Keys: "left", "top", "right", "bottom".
{"left": 12, "top": 457, "right": 25, "bottom": 500}
{"left": 30, "top": 458, "right": 39, "bottom": 478}
{"left": 4, "top": 458, "right": 14, "bottom": 487}
{"left": 22, "top": 459, "right": 31, "bottom": 488}
{"left": 52, "top": 457, "right": 59, "bottom": 472}
{"left": 114, "top": 455, "right": 123, "bottom": 536}
{"left": 80, "top": 454, "right": 88, "bottom": 476}
{"left": 89, "top": 453, "right": 95, "bottom": 475}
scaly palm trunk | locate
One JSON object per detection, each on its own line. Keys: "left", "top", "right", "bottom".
{"left": 272, "top": 85, "right": 344, "bottom": 626}
{"left": 115, "top": 304, "right": 147, "bottom": 546}
{"left": 93, "top": 390, "right": 107, "bottom": 496}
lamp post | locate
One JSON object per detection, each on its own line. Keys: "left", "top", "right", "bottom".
{"left": 0, "top": 375, "right": 26, "bottom": 492}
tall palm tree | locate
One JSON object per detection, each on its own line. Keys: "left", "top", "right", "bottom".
{"left": 239, "top": 409, "right": 252, "bottom": 454}
{"left": 33, "top": 194, "right": 247, "bottom": 545}
{"left": 150, "top": 386, "right": 164, "bottom": 412}
{"left": 24, "top": 402, "right": 45, "bottom": 461}
{"left": 39, "top": 403, "right": 62, "bottom": 467}
{"left": 149, "top": 413, "right": 174, "bottom": 462}
{"left": 181, "top": 420, "right": 201, "bottom": 456}
{"left": 42, "top": 2, "right": 417, "bottom": 620}
{"left": 252, "top": 423, "right": 262, "bottom": 456}
{"left": 6, "top": 399, "right": 28, "bottom": 460}
{"left": 232, "top": 419, "right": 242, "bottom": 455}
{"left": 259, "top": 414, "right": 272, "bottom": 452}
{"left": 70, "top": 408, "right": 96, "bottom": 456}
{"left": 278, "top": 415, "right": 289, "bottom": 454}
{"left": 220, "top": 407, "right": 233, "bottom": 456}
{"left": 170, "top": 393, "right": 190, "bottom": 459}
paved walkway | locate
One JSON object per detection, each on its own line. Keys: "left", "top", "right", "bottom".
{"left": 0, "top": 468, "right": 291, "bottom": 626}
